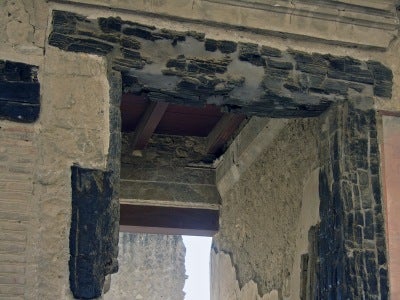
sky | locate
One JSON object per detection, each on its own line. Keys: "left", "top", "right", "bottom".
{"left": 182, "top": 236, "right": 212, "bottom": 300}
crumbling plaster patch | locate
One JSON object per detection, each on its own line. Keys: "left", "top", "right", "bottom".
{"left": 211, "top": 251, "right": 280, "bottom": 300}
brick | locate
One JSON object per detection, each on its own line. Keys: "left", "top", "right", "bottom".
{"left": 0, "top": 254, "right": 26, "bottom": 264}
{"left": 0, "top": 284, "right": 24, "bottom": 295}
{"left": 0, "top": 232, "right": 26, "bottom": 242}
{"left": 0, "top": 221, "right": 26, "bottom": 232}
{"left": 0, "top": 242, "right": 26, "bottom": 253}
{"left": 0, "top": 191, "right": 30, "bottom": 201}
{"left": 0, "top": 276, "right": 25, "bottom": 285}
{"left": 0, "top": 264, "right": 25, "bottom": 274}
{"left": 0, "top": 211, "right": 28, "bottom": 222}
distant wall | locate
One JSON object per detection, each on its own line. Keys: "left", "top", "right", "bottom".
{"left": 105, "top": 232, "right": 186, "bottom": 300}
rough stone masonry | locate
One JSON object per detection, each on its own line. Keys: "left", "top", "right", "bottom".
{"left": 48, "top": 11, "right": 393, "bottom": 118}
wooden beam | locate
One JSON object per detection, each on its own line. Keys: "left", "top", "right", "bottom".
{"left": 207, "top": 113, "right": 246, "bottom": 154}
{"left": 132, "top": 101, "right": 168, "bottom": 149}
{"left": 120, "top": 204, "right": 219, "bottom": 237}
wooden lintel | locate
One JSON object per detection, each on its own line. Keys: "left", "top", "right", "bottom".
{"left": 120, "top": 204, "right": 219, "bottom": 237}
{"left": 207, "top": 113, "right": 246, "bottom": 154}
{"left": 132, "top": 101, "right": 168, "bottom": 149}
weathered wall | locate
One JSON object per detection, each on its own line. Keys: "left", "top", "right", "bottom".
{"left": 213, "top": 117, "right": 321, "bottom": 299}
{"left": 0, "top": 0, "right": 399, "bottom": 299}
{"left": 105, "top": 232, "right": 186, "bottom": 300}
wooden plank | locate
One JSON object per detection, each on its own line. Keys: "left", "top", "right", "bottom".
{"left": 132, "top": 101, "right": 168, "bottom": 149}
{"left": 207, "top": 113, "right": 246, "bottom": 154}
{"left": 120, "top": 204, "right": 219, "bottom": 237}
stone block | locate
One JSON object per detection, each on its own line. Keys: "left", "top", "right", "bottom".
{"left": 69, "top": 166, "right": 119, "bottom": 299}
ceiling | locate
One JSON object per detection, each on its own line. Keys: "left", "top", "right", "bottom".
{"left": 120, "top": 93, "right": 246, "bottom": 155}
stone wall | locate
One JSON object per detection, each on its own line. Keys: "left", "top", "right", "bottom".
{"left": 105, "top": 232, "right": 186, "bottom": 300}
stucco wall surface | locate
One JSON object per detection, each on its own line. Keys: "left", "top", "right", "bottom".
{"left": 105, "top": 232, "right": 186, "bottom": 300}
{"left": 213, "top": 118, "right": 321, "bottom": 298}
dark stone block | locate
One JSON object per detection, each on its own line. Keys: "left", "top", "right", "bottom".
{"left": 52, "top": 10, "right": 79, "bottom": 34}
{"left": 205, "top": 39, "right": 217, "bottom": 52}
{"left": 342, "top": 181, "right": 353, "bottom": 211}
{"left": 0, "top": 82, "right": 40, "bottom": 104}
{"left": 238, "top": 43, "right": 265, "bottom": 66}
{"left": 67, "top": 38, "right": 114, "bottom": 55}
{"left": 379, "top": 268, "right": 389, "bottom": 299}
{"left": 375, "top": 213, "right": 385, "bottom": 235}
{"left": 113, "top": 57, "right": 146, "bottom": 71}
{"left": 0, "top": 60, "right": 40, "bottom": 123}
{"left": 159, "top": 29, "right": 186, "bottom": 42}
{"left": 325, "top": 55, "right": 362, "bottom": 72}
{"left": 121, "top": 48, "right": 141, "bottom": 60}
{"left": 374, "top": 80, "right": 392, "bottom": 98}
{"left": 264, "top": 68, "right": 290, "bottom": 79}
{"left": 260, "top": 45, "right": 282, "bottom": 57}
{"left": 121, "top": 37, "right": 141, "bottom": 50}
{"left": 205, "top": 39, "right": 236, "bottom": 53}
{"left": 355, "top": 211, "right": 364, "bottom": 226}
{"left": 266, "top": 58, "right": 293, "bottom": 70}
{"left": 298, "top": 73, "right": 325, "bottom": 90}
{"left": 346, "top": 213, "right": 354, "bottom": 239}
{"left": 291, "top": 51, "right": 328, "bottom": 75}
{"left": 98, "top": 17, "right": 122, "bottom": 33}
{"left": 0, "top": 61, "right": 38, "bottom": 82}
{"left": 166, "top": 57, "right": 186, "bottom": 70}
{"left": 327, "top": 69, "right": 374, "bottom": 84}
{"left": 218, "top": 40, "right": 237, "bottom": 54}
{"left": 186, "top": 31, "right": 205, "bottom": 41}
{"left": 48, "top": 33, "right": 75, "bottom": 50}
{"left": 283, "top": 84, "right": 301, "bottom": 93}
{"left": 0, "top": 102, "right": 40, "bottom": 123}
{"left": 354, "top": 225, "right": 363, "bottom": 245}
{"left": 323, "top": 79, "right": 348, "bottom": 96}
{"left": 377, "top": 247, "right": 386, "bottom": 266}
{"left": 367, "top": 61, "right": 393, "bottom": 82}
{"left": 122, "top": 27, "right": 162, "bottom": 41}
{"left": 187, "top": 58, "right": 230, "bottom": 74}
{"left": 349, "top": 138, "right": 368, "bottom": 157}
{"left": 371, "top": 175, "right": 381, "bottom": 205}
{"left": 70, "top": 166, "right": 118, "bottom": 300}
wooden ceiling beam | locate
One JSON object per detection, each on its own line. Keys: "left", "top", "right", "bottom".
{"left": 207, "top": 113, "right": 246, "bottom": 154}
{"left": 119, "top": 204, "right": 219, "bottom": 237}
{"left": 132, "top": 101, "right": 168, "bottom": 149}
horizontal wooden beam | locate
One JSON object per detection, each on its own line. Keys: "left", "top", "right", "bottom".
{"left": 207, "top": 113, "right": 246, "bottom": 154}
{"left": 132, "top": 101, "right": 168, "bottom": 150}
{"left": 120, "top": 204, "right": 219, "bottom": 237}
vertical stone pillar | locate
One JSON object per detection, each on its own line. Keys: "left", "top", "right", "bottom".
{"left": 69, "top": 70, "right": 121, "bottom": 299}
{"left": 316, "top": 103, "right": 389, "bottom": 298}
{"left": 381, "top": 114, "right": 400, "bottom": 299}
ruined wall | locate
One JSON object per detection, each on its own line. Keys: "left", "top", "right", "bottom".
{"left": 213, "top": 117, "right": 321, "bottom": 299}
{"left": 105, "top": 232, "right": 186, "bottom": 300}
{"left": 0, "top": 0, "right": 399, "bottom": 299}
